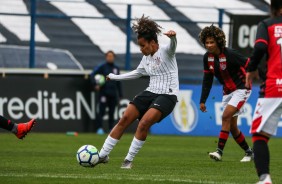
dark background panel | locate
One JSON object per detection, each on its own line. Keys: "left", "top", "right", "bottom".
{"left": 0, "top": 74, "right": 149, "bottom": 133}
{"left": 230, "top": 14, "right": 268, "bottom": 56}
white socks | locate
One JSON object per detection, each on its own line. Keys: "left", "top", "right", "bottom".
{"left": 99, "top": 136, "right": 145, "bottom": 162}
{"left": 99, "top": 136, "right": 119, "bottom": 158}
{"left": 125, "top": 137, "right": 145, "bottom": 161}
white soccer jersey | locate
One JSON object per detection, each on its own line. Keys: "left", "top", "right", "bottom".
{"left": 109, "top": 36, "right": 179, "bottom": 96}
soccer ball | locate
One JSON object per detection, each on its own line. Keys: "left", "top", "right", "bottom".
{"left": 76, "top": 145, "right": 99, "bottom": 167}
{"left": 94, "top": 74, "right": 106, "bottom": 86}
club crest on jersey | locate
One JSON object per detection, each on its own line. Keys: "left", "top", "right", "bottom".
{"left": 154, "top": 56, "right": 161, "bottom": 65}
{"left": 219, "top": 56, "right": 227, "bottom": 70}
{"left": 208, "top": 57, "right": 214, "bottom": 62}
{"left": 274, "top": 26, "right": 282, "bottom": 37}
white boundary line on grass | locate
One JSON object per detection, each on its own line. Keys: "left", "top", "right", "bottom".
{"left": 0, "top": 173, "right": 240, "bottom": 184}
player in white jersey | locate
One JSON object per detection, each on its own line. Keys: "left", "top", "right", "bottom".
{"left": 94, "top": 15, "right": 179, "bottom": 169}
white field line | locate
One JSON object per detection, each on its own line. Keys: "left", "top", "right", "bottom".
{"left": 0, "top": 173, "right": 241, "bottom": 184}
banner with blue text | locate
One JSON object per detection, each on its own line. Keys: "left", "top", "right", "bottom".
{"left": 151, "top": 84, "right": 282, "bottom": 137}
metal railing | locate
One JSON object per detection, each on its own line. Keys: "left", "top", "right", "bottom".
{"left": 0, "top": 0, "right": 227, "bottom": 70}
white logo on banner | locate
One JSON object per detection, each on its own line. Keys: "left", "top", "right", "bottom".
{"left": 214, "top": 102, "right": 282, "bottom": 127}
{"left": 172, "top": 90, "right": 197, "bottom": 133}
{"left": 0, "top": 91, "right": 129, "bottom": 121}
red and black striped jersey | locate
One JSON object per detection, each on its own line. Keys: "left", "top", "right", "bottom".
{"left": 200, "top": 48, "right": 249, "bottom": 104}
{"left": 247, "top": 16, "right": 282, "bottom": 98}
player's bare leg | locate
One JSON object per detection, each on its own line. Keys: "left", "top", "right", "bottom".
{"left": 135, "top": 108, "right": 162, "bottom": 140}
{"left": 230, "top": 116, "right": 253, "bottom": 162}
{"left": 110, "top": 104, "right": 140, "bottom": 139}
{"left": 96, "top": 104, "right": 139, "bottom": 166}
{"left": 121, "top": 108, "right": 162, "bottom": 169}
{"left": 209, "top": 105, "right": 237, "bottom": 161}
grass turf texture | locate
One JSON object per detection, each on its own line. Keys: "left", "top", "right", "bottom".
{"left": 0, "top": 133, "right": 281, "bottom": 184}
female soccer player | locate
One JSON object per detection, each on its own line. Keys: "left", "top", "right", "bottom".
{"left": 198, "top": 25, "right": 253, "bottom": 162}
{"left": 0, "top": 115, "right": 35, "bottom": 139}
{"left": 94, "top": 15, "right": 178, "bottom": 169}
{"left": 246, "top": 0, "right": 282, "bottom": 183}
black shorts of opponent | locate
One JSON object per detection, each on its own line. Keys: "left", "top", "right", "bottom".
{"left": 130, "top": 91, "right": 178, "bottom": 122}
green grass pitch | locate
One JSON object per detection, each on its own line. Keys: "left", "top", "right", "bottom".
{"left": 0, "top": 133, "right": 281, "bottom": 184}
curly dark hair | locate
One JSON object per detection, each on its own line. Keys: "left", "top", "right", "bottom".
{"left": 132, "top": 15, "right": 162, "bottom": 43}
{"left": 198, "top": 24, "right": 226, "bottom": 49}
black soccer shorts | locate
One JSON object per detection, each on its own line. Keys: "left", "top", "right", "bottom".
{"left": 130, "top": 90, "right": 177, "bottom": 122}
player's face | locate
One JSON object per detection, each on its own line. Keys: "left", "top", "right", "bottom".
{"left": 138, "top": 37, "right": 155, "bottom": 56}
{"left": 205, "top": 37, "right": 219, "bottom": 55}
{"left": 106, "top": 52, "right": 115, "bottom": 63}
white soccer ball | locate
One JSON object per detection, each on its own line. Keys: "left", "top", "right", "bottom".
{"left": 94, "top": 74, "right": 106, "bottom": 86}
{"left": 76, "top": 145, "right": 99, "bottom": 167}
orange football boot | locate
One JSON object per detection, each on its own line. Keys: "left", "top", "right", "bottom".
{"left": 15, "top": 119, "right": 36, "bottom": 139}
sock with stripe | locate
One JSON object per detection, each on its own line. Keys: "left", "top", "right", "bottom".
{"left": 217, "top": 130, "right": 230, "bottom": 155}
{"left": 0, "top": 115, "right": 17, "bottom": 133}
{"left": 233, "top": 131, "right": 251, "bottom": 152}
{"left": 252, "top": 134, "right": 270, "bottom": 177}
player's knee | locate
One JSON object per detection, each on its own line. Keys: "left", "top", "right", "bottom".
{"left": 116, "top": 114, "right": 130, "bottom": 128}
{"left": 222, "top": 113, "right": 232, "bottom": 122}
{"left": 138, "top": 120, "right": 150, "bottom": 132}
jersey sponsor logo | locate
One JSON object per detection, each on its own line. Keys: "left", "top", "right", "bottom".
{"left": 219, "top": 57, "right": 226, "bottom": 62}
{"left": 276, "top": 78, "right": 282, "bottom": 86}
{"left": 171, "top": 90, "right": 197, "bottom": 133}
{"left": 208, "top": 57, "right": 214, "bottom": 62}
{"left": 153, "top": 103, "right": 160, "bottom": 107}
{"left": 219, "top": 56, "right": 227, "bottom": 70}
{"left": 274, "top": 26, "right": 282, "bottom": 37}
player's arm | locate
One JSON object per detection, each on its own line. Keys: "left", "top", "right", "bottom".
{"left": 200, "top": 72, "right": 213, "bottom": 112}
{"left": 199, "top": 54, "right": 213, "bottom": 112}
{"left": 116, "top": 67, "right": 123, "bottom": 98}
{"left": 107, "top": 58, "right": 147, "bottom": 81}
{"left": 245, "top": 21, "right": 268, "bottom": 88}
{"left": 108, "top": 70, "right": 143, "bottom": 81}
{"left": 164, "top": 30, "right": 177, "bottom": 56}
{"left": 247, "top": 43, "right": 268, "bottom": 72}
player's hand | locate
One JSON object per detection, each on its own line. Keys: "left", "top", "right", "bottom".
{"left": 106, "top": 75, "right": 111, "bottom": 81}
{"left": 200, "top": 103, "right": 207, "bottom": 112}
{"left": 164, "top": 30, "right": 176, "bottom": 37}
{"left": 245, "top": 71, "right": 256, "bottom": 89}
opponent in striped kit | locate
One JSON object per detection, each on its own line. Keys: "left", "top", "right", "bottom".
{"left": 94, "top": 15, "right": 179, "bottom": 169}
{"left": 246, "top": 0, "right": 282, "bottom": 183}
{"left": 198, "top": 25, "right": 253, "bottom": 162}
